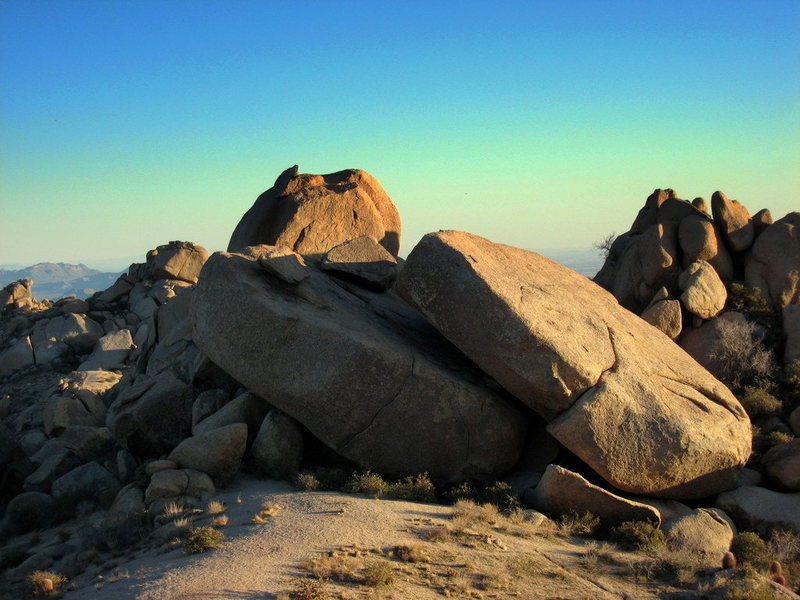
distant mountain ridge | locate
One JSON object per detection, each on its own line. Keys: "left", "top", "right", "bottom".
{"left": 0, "top": 262, "right": 120, "bottom": 300}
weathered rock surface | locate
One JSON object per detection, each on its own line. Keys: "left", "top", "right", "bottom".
{"left": 0, "top": 279, "right": 34, "bottom": 312}
{"left": 193, "top": 391, "right": 268, "bottom": 440}
{"left": 752, "top": 208, "right": 774, "bottom": 235}
{"left": 1, "top": 491, "right": 55, "bottom": 533}
{"left": 144, "top": 468, "right": 215, "bottom": 505}
{"left": 396, "top": 230, "right": 751, "bottom": 498}
{"left": 0, "top": 336, "right": 34, "bottom": 376}
{"left": 227, "top": 166, "right": 401, "bottom": 257}
{"left": 320, "top": 235, "right": 398, "bottom": 291}
{"left": 106, "top": 372, "right": 193, "bottom": 457}
{"left": 257, "top": 246, "right": 311, "bottom": 284}
{"left": 192, "top": 246, "right": 526, "bottom": 481}
{"left": 168, "top": 423, "right": 247, "bottom": 486}
{"left": 784, "top": 304, "right": 800, "bottom": 367}
{"left": 528, "top": 464, "right": 661, "bottom": 525}
{"left": 745, "top": 212, "right": 800, "bottom": 309}
{"left": 679, "top": 260, "right": 727, "bottom": 320}
{"left": 78, "top": 329, "right": 134, "bottom": 371}
{"left": 716, "top": 486, "right": 800, "bottom": 535}
{"left": 678, "top": 215, "right": 733, "bottom": 281}
{"left": 711, "top": 191, "right": 754, "bottom": 252}
{"left": 146, "top": 241, "right": 209, "bottom": 284}
{"left": 640, "top": 299, "right": 682, "bottom": 340}
{"left": 50, "top": 462, "right": 118, "bottom": 499}
{"left": 247, "top": 409, "right": 304, "bottom": 478}
{"left": 763, "top": 439, "right": 800, "bottom": 490}
{"left": 663, "top": 508, "right": 735, "bottom": 559}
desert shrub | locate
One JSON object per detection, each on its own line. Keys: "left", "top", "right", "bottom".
{"left": 727, "top": 284, "right": 777, "bottom": 328}
{"left": 443, "top": 481, "right": 476, "bottom": 504}
{"left": 557, "top": 511, "right": 600, "bottom": 538}
{"left": 740, "top": 387, "right": 782, "bottom": 416}
{"left": 301, "top": 554, "right": 359, "bottom": 582}
{"left": 759, "top": 431, "right": 794, "bottom": 451}
{"left": 593, "top": 233, "right": 617, "bottom": 259}
{"left": 26, "top": 570, "right": 68, "bottom": 596}
{"left": 610, "top": 521, "right": 666, "bottom": 552}
{"left": 394, "top": 544, "right": 429, "bottom": 563}
{"left": 476, "top": 481, "right": 520, "bottom": 511}
{"left": 346, "top": 471, "right": 389, "bottom": 498}
{"left": 387, "top": 473, "right": 437, "bottom": 503}
{"left": 362, "top": 560, "right": 395, "bottom": 587}
{"left": 785, "top": 361, "right": 800, "bottom": 391}
{"left": 85, "top": 511, "right": 151, "bottom": 553}
{"left": 710, "top": 315, "right": 777, "bottom": 391}
{"left": 282, "top": 579, "right": 330, "bottom": 600}
{"left": 721, "top": 578, "right": 781, "bottom": 600}
{"left": 730, "top": 532, "right": 770, "bottom": 569}
{"left": 293, "top": 471, "right": 321, "bottom": 491}
{"left": 452, "top": 499, "right": 500, "bottom": 524}
{"left": 183, "top": 526, "right": 224, "bottom": 554}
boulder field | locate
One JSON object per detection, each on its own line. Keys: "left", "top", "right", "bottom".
{"left": 1, "top": 167, "right": 798, "bottom": 585}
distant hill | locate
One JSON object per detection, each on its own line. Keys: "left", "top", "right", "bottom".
{"left": 0, "top": 262, "right": 120, "bottom": 300}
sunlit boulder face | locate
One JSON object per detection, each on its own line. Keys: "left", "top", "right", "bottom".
{"left": 227, "top": 166, "right": 402, "bottom": 257}
{"left": 395, "top": 230, "right": 752, "bottom": 499}
{"left": 191, "top": 245, "right": 526, "bottom": 482}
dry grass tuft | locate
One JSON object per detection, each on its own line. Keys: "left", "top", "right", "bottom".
{"left": 27, "top": 570, "right": 68, "bottom": 596}
{"left": 451, "top": 499, "right": 500, "bottom": 525}
{"left": 206, "top": 500, "right": 225, "bottom": 515}
{"left": 161, "top": 501, "right": 185, "bottom": 518}
{"left": 301, "top": 554, "right": 361, "bottom": 582}
{"left": 251, "top": 501, "right": 282, "bottom": 523}
{"left": 394, "top": 544, "right": 429, "bottom": 563}
{"left": 278, "top": 579, "right": 330, "bottom": 600}
{"left": 211, "top": 514, "right": 229, "bottom": 528}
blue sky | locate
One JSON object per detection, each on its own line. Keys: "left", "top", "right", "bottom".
{"left": 1, "top": 0, "right": 798, "bottom": 268}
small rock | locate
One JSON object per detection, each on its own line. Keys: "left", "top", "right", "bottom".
{"left": 258, "top": 246, "right": 310, "bottom": 284}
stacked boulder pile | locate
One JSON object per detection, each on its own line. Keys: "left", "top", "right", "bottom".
{"left": 594, "top": 189, "right": 800, "bottom": 537}
{"left": 0, "top": 168, "right": 797, "bottom": 582}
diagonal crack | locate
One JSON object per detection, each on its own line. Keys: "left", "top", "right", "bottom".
{"left": 338, "top": 353, "right": 416, "bottom": 452}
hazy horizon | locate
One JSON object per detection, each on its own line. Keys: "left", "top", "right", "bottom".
{"left": 2, "top": 1, "right": 798, "bottom": 266}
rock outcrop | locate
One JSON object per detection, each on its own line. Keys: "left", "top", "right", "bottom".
{"left": 228, "top": 166, "right": 401, "bottom": 257}
{"left": 396, "top": 230, "right": 751, "bottom": 498}
{"left": 745, "top": 212, "right": 800, "bottom": 309}
{"left": 192, "top": 245, "right": 526, "bottom": 481}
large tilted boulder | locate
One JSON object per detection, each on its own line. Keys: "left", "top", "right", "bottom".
{"left": 528, "top": 465, "right": 661, "bottom": 526}
{"left": 227, "top": 166, "right": 402, "bottom": 257}
{"left": 678, "top": 260, "right": 727, "bottom": 320}
{"left": 396, "top": 230, "right": 751, "bottom": 498}
{"left": 745, "top": 212, "right": 800, "bottom": 309}
{"left": 192, "top": 246, "right": 526, "bottom": 481}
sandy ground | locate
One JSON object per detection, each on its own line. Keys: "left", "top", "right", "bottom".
{"left": 53, "top": 476, "right": 688, "bottom": 600}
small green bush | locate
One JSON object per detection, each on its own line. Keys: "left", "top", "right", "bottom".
{"left": 476, "top": 481, "right": 520, "bottom": 511}
{"left": 785, "top": 361, "right": 800, "bottom": 390}
{"left": 183, "top": 526, "right": 224, "bottom": 554}
{"left": 740, "top": 387, "right": 782, "bottom": 416}
{"left": 293, "top": 471, "right": 321, "bottom": 491}
{"left": 443, "top": 481, "right": 476, "bottom": 504}
{"left": 760, "top": 431, "right": 794, "bottom": 450}
{"left": 346, "top": 471, "right": 390, "bottom": 498}
{"left": 730, "top": 532, "right": 770, "bottom": 569}
{"left": 362, "top": 560, "right": 395, "bottom": 587}
{"left": 557, "top": 511, "right": 601, "bottom": 538}
{"left": 610, "top": 521, "right": 666, "bottom": 552}
{"left": 387, "top": 474, "right": 437, "bottom": 503}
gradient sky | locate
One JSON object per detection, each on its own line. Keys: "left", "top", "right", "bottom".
{"left": 1, "top": 0, "right": 798, "bottom": 269}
